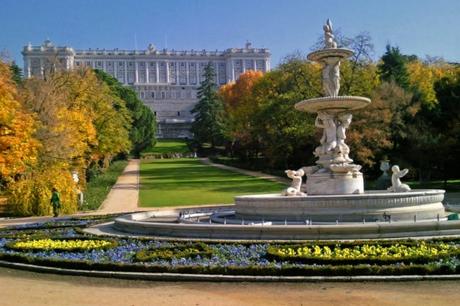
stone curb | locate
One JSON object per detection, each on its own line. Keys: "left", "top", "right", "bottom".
{"left": 1, "top": 259, "right": 460, "bottom": 282}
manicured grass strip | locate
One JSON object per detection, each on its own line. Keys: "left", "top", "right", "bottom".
{"left": 144, "top": 139, "right": 190, "bottom": 154}
{"left": 139, "top": 158, "right": 286, "bottom": 207}
{"left": 82, "top": 160, "right": 128, "bottom": 210}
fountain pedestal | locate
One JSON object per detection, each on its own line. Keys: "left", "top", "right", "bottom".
{"left": 306, "top": 171, "right": 363, "bottom": 195}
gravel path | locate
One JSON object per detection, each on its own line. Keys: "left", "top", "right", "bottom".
{"left": 98, "top": 159, "right": 140, "bottom": 214}
{"left": 1, "top": 267, "right": 459, "bottom": 306}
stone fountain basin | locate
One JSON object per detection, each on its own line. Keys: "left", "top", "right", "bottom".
{"left": 235, "top": 189, "right": 445, "bottom": 222}
{"left": 295, "top": 96, "right": 371, "bottom": 114}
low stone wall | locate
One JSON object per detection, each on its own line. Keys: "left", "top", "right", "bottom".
{"left": 113, "top": 210, "right": 460, "bottom": 241}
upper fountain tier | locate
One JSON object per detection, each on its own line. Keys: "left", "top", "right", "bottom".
{"left": 295, "top": 19, "right": 370, "bottom": 114}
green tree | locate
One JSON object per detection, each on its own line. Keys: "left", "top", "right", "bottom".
{"left": 9, "top": 62, "right": 22, "bottom": 85}
{"left": 378, "top": 45, "right": 412, "bottom": 89}
{"left": 94, "top": 69, "right": 157, "bottom": 156}
{"left": 191, "top": 63, "right": 224, "bottom": 148}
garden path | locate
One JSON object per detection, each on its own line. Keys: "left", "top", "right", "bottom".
{"left": 200, "top": 158, "right": 290, "bottom": 184}
{"left": 97, "top": 159, "right": 140, "bottom": 214}
{"left": 1, "top": 267, "right": 460, "bottom": 306}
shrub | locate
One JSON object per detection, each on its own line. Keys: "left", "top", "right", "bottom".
{"left": 134, "top": 242, "right": 212, "bottom": 262}
{"left": 7, "top": 164, "right": 78, "bottom": 216}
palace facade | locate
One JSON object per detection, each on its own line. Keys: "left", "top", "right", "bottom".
{"left": 22, "top": 40, "right": 271, "bottom": 138}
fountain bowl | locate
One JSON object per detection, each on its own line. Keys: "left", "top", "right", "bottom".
{"left": 295, "top": 96, "right": 371, "bottom": 114}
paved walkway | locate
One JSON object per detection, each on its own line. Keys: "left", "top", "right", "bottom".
{"left": 1, "top": 266, "right": 460, "bottom": 306}
{"left": 97, "top": 159, "right": 140, "bottom": 214}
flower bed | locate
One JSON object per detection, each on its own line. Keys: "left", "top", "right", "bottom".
{"left": 0, "top": 217, "right": 460, "bottom": 277}
{"left": 6, "top": 238, "right": 117, "bottom": 252}
{"left": 266, "top": 241, "right": 460, "bottom": 265}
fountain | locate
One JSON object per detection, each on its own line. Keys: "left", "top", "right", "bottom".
{"left": 233, "top": 19, "right": 445, "bottom": 223}
{"left": 108, "top": 20, "right": 457, "bottom": 240}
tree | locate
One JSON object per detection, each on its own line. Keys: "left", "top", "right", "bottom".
{"left": 8, "top": 68, "right": 132, "bottom": 216}
{"left": 191, "top": 63, "right": 224, "bottom": 148}
{"left": 0, "top": 61, "right": 39, "bottom": 185}
{"left": 406, "top": 59, "right": 455, "bottom": 108}
{"left": 378, "top": 44, "right": 412, "bottom": 89}
{"left": 249, "top": 56, "right": 322, "bottom": 168}
{"left": 94, "top": 69, "right": 156, "bottom": 156}
{"left": 9, "top": 62, "right": 23, "bottom": 85}
{"left": 219, "top": 70, "right": 264, "bottom": 158}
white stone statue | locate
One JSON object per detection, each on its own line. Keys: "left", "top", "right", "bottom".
{"left": 283, "top": 169, "right": 306, "bottom": 196}
{"left": 314, "top": 112, "right": 337, "bottom": 156}
{"left": 335, "top": 113, "right": 353, "bottom": 163}
{"left": 388, "top": 165, "right": 411, "bottom": 192}
{"left": 323, "top": 19, "right": 337, "bottom": 49}
{"left": 322, "top": 57, "right": 341, "bottom": 97}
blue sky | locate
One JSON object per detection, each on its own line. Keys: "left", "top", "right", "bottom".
{"left": 1, "top": 0, "right": 459, "bottom": 68}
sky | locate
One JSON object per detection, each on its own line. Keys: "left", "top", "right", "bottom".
{"left": 1, "top": 0, "right": 459, "bottom": 68}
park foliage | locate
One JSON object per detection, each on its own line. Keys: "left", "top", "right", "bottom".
{"left": 0, "top": 62, "right": 156, "bottom": 216}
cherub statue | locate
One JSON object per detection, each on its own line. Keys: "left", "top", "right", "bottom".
{"left": 334, "top": 113, "right": 353, "bottom": 163}
{"left": 323, "top": 19, "right": 337, "bottom": 49}
{"left": 387, "top": 165, "right": 411, "bottom": 192}
{"left": 282, "top": 169, "right": 306, "bottom": 196}
{"left": 314, "top": 112, "right": 337, "bottom": 156}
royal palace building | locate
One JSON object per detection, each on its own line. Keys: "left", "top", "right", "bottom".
{"left": 22, "top": 40, "right": 271, "bottom": 138}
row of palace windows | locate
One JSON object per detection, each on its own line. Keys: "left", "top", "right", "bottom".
{"left": 139, "top": 90, "right": 194, "bottom": 100}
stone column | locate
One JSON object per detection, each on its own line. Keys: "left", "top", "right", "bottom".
{"left": 253, "top": 59, "right": 257, "bottom": 71}
{"left": 113, "top": 61, "right": 117, "bottom": 78}
{"left": 166, "top": 61, "right": 170, "bottom": 84}
{"left": 231, "top": 60, "right": 235, "bottom": 81}
{"left": 155, "top": 62, "right": 160, "bottom": 83}
{"left": 124, "top": 61, "right": 128, "bottom": 84}
{"left": 135, "top": 61, "right": 139, "bottom": 84}
{"left": 103, "top": 60, "right": 107, "bottom": 72}
{"left": 215, "top": 62, "right": 219, "bottom": 84}
{"left": 26, "top": 57, "right": 31, "bottom": 78}
{"left": 186, "top": 61, "right": 190, "bottom": 85}
{"left": 146, "top": 62, "right": 150, "bottom": 84}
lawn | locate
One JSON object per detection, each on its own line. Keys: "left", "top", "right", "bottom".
{"left": 139, "top": 158, "right": 286, "bottom": 207}
{"left": 145, "top": 139, "right": 190, "bottom": 154}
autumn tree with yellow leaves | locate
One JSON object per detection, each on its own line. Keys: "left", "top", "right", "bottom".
{"left": 2, "top": 65, "right": 132, "bottom": 216}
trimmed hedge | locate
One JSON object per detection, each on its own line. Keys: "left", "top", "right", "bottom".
{"left": 135, "top": 242, "right": 212, "bottom": 262}
{"left": 0, "top": 251, "right": 459, "bottom": 276}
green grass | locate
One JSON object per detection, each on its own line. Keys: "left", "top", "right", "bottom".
{"left": 144, "top": 139, "right": 190, "bottom": 154}
{"left": 82, "top": 160, "right": 128, "bottom": 210}
{"left": 139, "top": 158, "right": 286, "bottom": 207}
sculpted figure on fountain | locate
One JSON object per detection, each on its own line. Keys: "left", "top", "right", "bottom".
{"left": 388, "top": 165, "right": 411, "bottom": 192}
{"left": 314, "top": 111, "right": 337, "bottom": 156}
{"left": 335, "top": 113, "right": 353, "bottom": 163}
{"left": 323, "top": 19, "right": 337, "bottom": 49}
{"left": 283, "top": 169, "right": 306, "bottom": 196}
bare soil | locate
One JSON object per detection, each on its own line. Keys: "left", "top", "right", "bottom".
{"left": 1, "top": 267, "right": 459, "bottom": 306}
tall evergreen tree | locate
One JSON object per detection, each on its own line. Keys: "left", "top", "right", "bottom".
{"left": 191, "top": 62, "right": 224, "bottom": 148}
{"left": 94, "top": 69, "right": 157, "bottom": 156}
{"left": 9, "top": 62, "right": 23, "bottom": 85}
{"left": 378, "top": 45, "right": 411, "bottom": 89}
